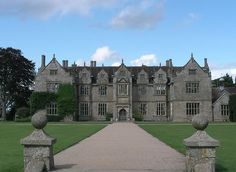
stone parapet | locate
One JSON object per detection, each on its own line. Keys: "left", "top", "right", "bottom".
{"left": 184, "top": 114, "right": 219, "bottom": 172}
{"left": 21, "top": 110, "right": 56, "bottom": 172}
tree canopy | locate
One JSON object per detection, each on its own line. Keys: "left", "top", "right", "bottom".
{"left": 212, "top": 73, "right": 235, "bottom": 87}
{"left": 0, "top": 47, "right": 35, "bottom": 120}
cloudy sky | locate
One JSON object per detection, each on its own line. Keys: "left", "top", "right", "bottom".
{"left": 0, "top": 0, "right": 236, "bottom": 80}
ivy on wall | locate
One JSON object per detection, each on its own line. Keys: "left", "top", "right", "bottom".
{"left": 57, "top": 84, "right": 76, "bottom": 118}
{"left": 229, "top": 95, "right": 236, "bottom": 122}
{"left": 29, "top": 83, "right": 76, "bottom": 118}
{"left": 30, "top": 92, "right": 57, "bottom": 115}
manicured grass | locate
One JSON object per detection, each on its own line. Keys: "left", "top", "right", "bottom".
{"left": 139, "top": 123, "right": 236, "bottom": 172}
{"left": 0, "top": 122, "right": 106, "bottom": 172}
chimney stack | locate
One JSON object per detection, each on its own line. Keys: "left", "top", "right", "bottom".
{"left": 41, "top": 55, "right": 45, "bottom": 68}
{"left": 90, "top": 61, "right": 96, "bottom": 67}
{"left": 166, "top": 60, "right": 169, "bottom": 67}
{"left": 62, "top": 60, "right": 68, "bottom": 68}
{"left": 169, "top": 59, "right": 173, "bottom": 67}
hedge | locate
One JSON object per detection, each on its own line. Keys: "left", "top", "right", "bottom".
{"left": 229, "top": 94, "right": 236, "bottom": 122}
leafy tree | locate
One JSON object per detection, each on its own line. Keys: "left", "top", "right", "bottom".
{"left": 212, "top": 73, "right": 235, "bottom": 87}
{"left": 0, "top": 47, "right": 35, "bottom": 120}
{"left": 57, "top": 84, "right": 76, "bottom": 118}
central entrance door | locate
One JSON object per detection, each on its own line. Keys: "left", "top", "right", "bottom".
{"left": 119, "top": 109, "right": 127, "bottom": 121}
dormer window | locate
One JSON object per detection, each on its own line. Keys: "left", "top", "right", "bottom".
{"left": 50, "top": 69, "right": 57, "bottom": 75}
{"left": 158, "top": 74, "right": 163, "bottom": 79}
{"left": 140, "top": 74, "right": 145, "bottom": 79}
{"left": 82, "top": 72, "right": 87, "bottom": 78}
{"left": 189, "top": 69, "right": 196, "bottom": 75}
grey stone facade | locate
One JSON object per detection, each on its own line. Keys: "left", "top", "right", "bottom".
{"left": 212, "top": 87, "right": 236, "bottom": 121}
{"left": 35, "top": 54, "right": 214, "bottom": 122}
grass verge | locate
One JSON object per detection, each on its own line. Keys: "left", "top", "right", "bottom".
{"left": 139, "top": 123, "right": 236, "bottom": 172}
{"left": 0, "top": 122, "right": 106, "bottom": 172}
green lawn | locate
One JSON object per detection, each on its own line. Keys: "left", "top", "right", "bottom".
{"left": 0, "top": 122, "right": 106, "bottom": 172}
{"left": 139, "top": 123, "right": 236, "bottom": 172}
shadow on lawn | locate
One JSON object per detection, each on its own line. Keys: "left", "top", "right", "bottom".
{"left": 216, "top": 163, "right": 228, "bottom": 172}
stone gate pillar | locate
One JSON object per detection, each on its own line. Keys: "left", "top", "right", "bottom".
{"left": 21, "top": 110, "right": 56, "bottom": 172}
{"left": 183, "top": 114, "right": 219, "bottom": 172}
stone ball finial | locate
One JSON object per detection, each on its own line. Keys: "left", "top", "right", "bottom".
{"left": 31, "top": 110, "right": 48, "bottom": 129}
{"left": 192, "top": 114, "right": 209, "bottom": 131}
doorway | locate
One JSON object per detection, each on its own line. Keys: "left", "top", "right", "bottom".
{"left": 119, "top": 109, "right": 127, "bottom": 121}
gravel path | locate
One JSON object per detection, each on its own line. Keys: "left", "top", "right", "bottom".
{"left": 53, "top": 122, "right": 185, "bottom": 172}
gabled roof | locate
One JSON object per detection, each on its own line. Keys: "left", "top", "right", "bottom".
{"left": 183, "top": 55, "right": 206, "bottom": 73}
{"left": 212, "top": 87, "right": 236, "bottom": 103}
{"left": 224, "top": 87, "right": 236, "bottom": 94}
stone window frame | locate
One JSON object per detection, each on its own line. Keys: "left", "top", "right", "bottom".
{"left": 158, "top": 74, "right": 163, "bottom": 79}
{"left": 99, "top": 85, "right": 107, "bottom": 96}
{"left": 50, "top": 69, "right": 58, "bottom": 75}
{"left": 79, "top": 85, "right": 89, "bottom": 96}
{"left": 221, "top": 104, "right": 229, "bottom": 116}
{"left": 138, "top": 85, "right": 147, "bottom": 95}
{"left": 118, "top": 84, "right": 128, "bottom": 96}
{"left": 186, "top": 102, "right": 200, "bottom": 115}
{"left": 140, "top": 103, "right": 147, "bottom": 116}
{"left": 154, "top": 84, "right": 166, "bottom": 95}
{"left": 46, "top": 102, "right": 57, "bottom": 115}
{"left": 80, "top": 103, "right": 89, "bottom": 116}
{"left": 98, "top": 103, "right": 107, "bottom": 116}
{"left": 186, "top": 82, "right": 199, "bottom": 93}
{"left": 156, "top": 102, "right": 166, "bottom": 116}
{"left": 46, "top": 82, "right": 60, "bottom": 92}
{"left": 189, "top": 69, "right": 197, "bottom": 75}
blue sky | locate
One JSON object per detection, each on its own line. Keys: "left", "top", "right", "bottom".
{"left": 0, "top": 0, "right": 236, "bottom": 80}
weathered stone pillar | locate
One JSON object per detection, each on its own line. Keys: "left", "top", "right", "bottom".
{"left": 21, "top": 110, "right": 56, "bottom": 172}
{"left": 183, "top": 114, "right": 219, "bottom": 172}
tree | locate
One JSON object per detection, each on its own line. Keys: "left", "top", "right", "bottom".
{"left": 212, "top": 73, "right": 235, "bottom": 87}
{"left": 0, "top": 47, "right": 35, "bottom": 120}
{"left": 57, "top": 84, "right": 76, "bottom": 118}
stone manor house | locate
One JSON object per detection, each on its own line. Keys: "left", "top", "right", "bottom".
{"left": 34, "top": 54, "right": 229, "bottom": 122}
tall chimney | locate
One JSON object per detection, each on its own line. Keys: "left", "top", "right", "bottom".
{"left": 166, "top": 60, "right": 169, "bottom": 67}
{"left": 62, "top": 60, "right": 66, "bottom": 68}
{"left": 41, "top": 55, "right": 45, "bottom": 68}
{"left": 65, "top": 60, "right": 68, "bottom": 68}
{"left": 169, "top": 59, "right": 173, "bottom": 67}
{"left": 90, "top": 61, "right": 96, "bottom": 67}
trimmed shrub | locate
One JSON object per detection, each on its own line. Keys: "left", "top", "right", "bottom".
{"left": 15, "top": 107, "right": 30, "bottom": 119}
{"left": 106, "top": 113, "right": 113, "bottom": 121}
{"left": 229, "top": 95, "right": 236, "bottom": 122}
{"left": 15, "top": 116, "right": 31, "bottom": 122}
{"left": 133, "top": 111, "right": 143, "bottom": 121}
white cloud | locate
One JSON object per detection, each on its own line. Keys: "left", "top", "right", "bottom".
{"left": 76, "top": 59, "right": 84, "bottom": 66}
{"left": 111, "top": 0, "right": 164, "bottom": 29}
{"left": 111, "top": 62, "right": 121, "bottom": 66}
{"left": 131, "top": 54, "right": 157, "bottom": 66}
{"left": 91, "top": 46, "right": 121, "bottom": 64}
{"left": 183, "top": 12, "right": 200, "bottom": 25}
{"left": 211, "top": 68, "right": 236, "bottom": 80}
{"left": 210, "top": 62, "right": 236, "bottom": 81}
{"left": 0, "top": 0, "right": 117, "bottom": 19}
